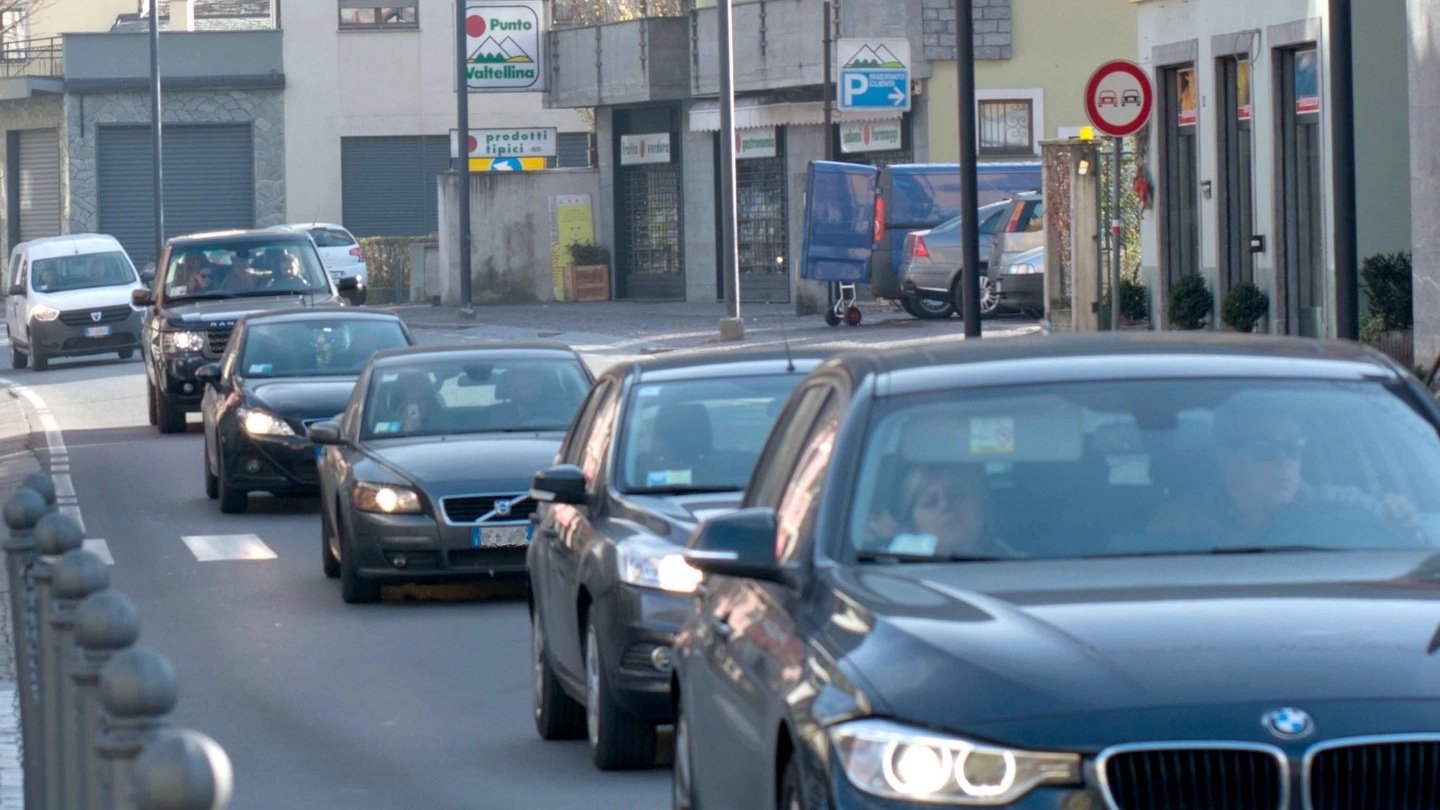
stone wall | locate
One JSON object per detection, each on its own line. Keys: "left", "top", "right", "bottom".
{"left": 1410, "top": 0, "right": 1440, "bottom": 369}
{"left": 921, "top": 0, "right": 1012, "bottom": 62}
{"left": 64, "top": 88, "right": 285, "bottom": 233}
{"left": 0, "top": 95, "right": 67, "bottom": 259}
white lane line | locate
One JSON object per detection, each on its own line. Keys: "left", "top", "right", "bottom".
{"left": 181, "top": 534, "right": 278, "bottom": 562}
{"left": 82, "top": 539, "right": 113, "bottom": 566}
{"left": 52, "top": 474, "right": 75, "bottom": 499}
{"left": 58, "top": 506, "right": 85, "bottom": 535}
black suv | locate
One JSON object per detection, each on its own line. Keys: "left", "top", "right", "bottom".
{"left": 134, "top": 229, "right": 361, "bottom": 434}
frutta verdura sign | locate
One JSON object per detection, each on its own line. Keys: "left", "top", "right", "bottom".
{"left": 466, "top": 1, "right": 545, "bottom": 92}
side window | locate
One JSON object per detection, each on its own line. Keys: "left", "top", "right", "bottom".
{"left": 7, "top": 255, "right": 20, "bottom": 288}
{"left": 580, "top": 386, "right": 621, "bottom": 488}
{"left": 219, "top": 325, "right": 243, "bottom": 380}
{"left": 979, "top": 206, "right": 1007, "bottom": 235}
{"left": 774, "top": 395, "right": 844, "bottom": 564}
{"left": 16, "top": 259, "right": 27, "bottom": 290}
{"left": 560, "top": 380, "right": 612, "bottom": 465}
{"left": 747, "top": 384, "right": 835, "bottom": 509}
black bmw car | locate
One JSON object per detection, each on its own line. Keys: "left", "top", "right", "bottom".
{"left": 674, "top": 334, "right": 1440, "bottom": 810}
{"left": 527, "top": 349, "right": 826, "bottom": 770}
{"left": 199, "top": 308, "right": 414, "bottom": 514}
{"left": 308, "top": 343, "right": 593, "bottom": 604}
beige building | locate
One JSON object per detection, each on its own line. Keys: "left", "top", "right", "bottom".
{"left": 926, "top": 0, "right": 1138, "bottom": 163}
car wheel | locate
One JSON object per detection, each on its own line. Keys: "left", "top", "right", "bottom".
{"left": 321, "top": 501, "right": 340, "bottom": 579}
{"left": 9, "top": 345, "right": 26, "bottom": 370}
{"left": 901, "top": 294, "right": 955, "bottom": 320}
{"left": 353, "top": 289, "right": 367, "bottom": 306}
{"left": 672, "top": 692, "right": 697, "bottom": 810}
{"left": 532, "top": 613, "right": 584, "bottom": 740}
{"left": 779, "top": 752, "right": 807, "bottom": 810}
{"left": 217, "top": 462, "right": 248, "bottom": 514}
{"left": 203, "top": 436, "right": 218, "bottom": 500}
{"left": 146, "top": 380, "right": 158, "bottom": 426}
{"left": 952, "top": 276, "right": 1002, "bottom": 320}
{"left": 118, "top": 348, "right": 135, "bottom": 360}
{"left": 339, "top": 518, "right": 380, "bottom": 604}
{"left": 30, "top": 349, "right": 48, "bottom": 372}
{"left": 586, "top": 617, "right": 657, "bottom": 770}
{"left": 156, "top": 393, "right": 186, "bottom": 434}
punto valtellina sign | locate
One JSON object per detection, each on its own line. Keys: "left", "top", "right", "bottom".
{"left": 465, "top": 1, "right": 546, "bottom": 92}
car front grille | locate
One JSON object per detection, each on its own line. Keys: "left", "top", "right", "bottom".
{"left": 1102, "top": 747, "right": 1285, "bottom": 810}
{"left": 441, "top": 493, "right": 536, "bottom": 524}
{"left": 59, "top": 305, "right": 132, "bottom": 327}
{"left": 1308, "top": 740, "right": 1440, "bottom": 810}
{"left": 204, "top": 329, "right": 230, "bottom": 359}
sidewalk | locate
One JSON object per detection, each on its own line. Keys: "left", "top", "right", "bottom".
{"left": 0, "top": 386, "right": 40, "bottom": 810}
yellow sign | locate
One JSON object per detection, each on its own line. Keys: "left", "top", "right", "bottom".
{"left": 471, "top": 156, "right": 546, "bottom": 171}
{"left": 1079, "top": 126, "right": 1095, "bottom": 141}
{"left": 552, "top": 194, "right": 594, "bottom": 301}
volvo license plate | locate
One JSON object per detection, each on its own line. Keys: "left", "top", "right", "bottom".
{"left": 471, "top": 525, "right": 533, "bottom": 548}
{"left": 85, "top": 326, "right": 111, "bottom": 338}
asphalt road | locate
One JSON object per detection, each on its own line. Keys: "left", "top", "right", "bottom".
{"left": 7, "top": 341, "right": 671, "bottom": 810}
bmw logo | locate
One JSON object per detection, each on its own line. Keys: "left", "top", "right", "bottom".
{"left": 1261, "top": 707, "right": 1314, "bottom": 740}
{"left": 494, "top": 499, "right": 512, "bottom": 517}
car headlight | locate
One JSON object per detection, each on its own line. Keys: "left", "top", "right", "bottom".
{"left": 1005, "top": 263, "right": 1042, "bottom": 275}
{"left": 241, "top": 409, "right": 295, "bottom": 437}
{"left": 829, "top": 719, "right": 1080, "bottom": 805}
{"left": 162, "top": 330, "right": 207, "bottom": 354}
{"left": 617, "top": 538, "right": 703, "bottom": 594}
{"left": 352, "top": 481, "right": 422, "bottom": 515}
{"left": 30, "top": 305, "right": 59, "bottom": 322}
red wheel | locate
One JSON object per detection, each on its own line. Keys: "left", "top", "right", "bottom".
{"left": 844, "top": 306, "right": 862, "bottom": 326}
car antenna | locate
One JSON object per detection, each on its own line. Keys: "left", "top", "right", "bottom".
{"left": 778, "top": 314, "right": 795, "bottom": 372}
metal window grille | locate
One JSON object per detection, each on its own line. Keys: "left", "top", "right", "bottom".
{"left": 620, "top": 163, "right": 683, "bottom": 277}
{"left": 979, "top": 100, "right": 1033, "bottom": 156}
{"left": 736, "top": 157, "right": 788, "bottom": 278}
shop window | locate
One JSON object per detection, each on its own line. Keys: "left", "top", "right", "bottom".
{"left": 339, "top": 4, "right": 419, "bottom": 29}
{"left": 978, "top": 100, "right": 1034, "bottom": 157}
{"left": 1, "top": 6, "right": 28, "bottom": 61}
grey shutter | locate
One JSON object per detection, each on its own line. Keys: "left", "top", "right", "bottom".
{"left": 16, "top": 129, "right": 61, "bottom": 242}
{"left": 341, "top": 135, "right": 450, "bottom": 238}
{"left": 556, "top": 132, "right": 591, "bottom": 168}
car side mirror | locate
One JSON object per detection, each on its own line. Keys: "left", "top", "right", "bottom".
{"left": 131, "top": 288, "right": 154, "bottom": 307}
{"left": 7, "top": 284, "right": 23, "bottom": 297}
{"left": 683, "top": 508, "right": 798, "bottom": 587}
{"left": 530, "top": 464, "right": 588, "bottom": 506}
{"left": 307, "top": 419, "right": 345, "bottom": 446}
{"left": 194, "top": 363, "right": 222, "bottom": 386}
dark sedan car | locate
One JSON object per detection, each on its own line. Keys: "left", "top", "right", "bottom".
{"left": 673, "top": 334, "right": 1440, "bottom": 810}
{"left": 527, "top": 350, "right": 826, "bottom": 770}
{"left": 308, "top": 343, "right": 593, "bottom": 604}
{"left": 199, "top": 309, "right": 414, "bottom": 514}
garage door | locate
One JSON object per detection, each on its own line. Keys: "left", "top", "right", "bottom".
{"left": 17, "top": 129, "right": 62, "bottom": 243}
{"left": 97, "top": 125, "right": 255, "bottom": 265}
{"left": 341, "top": 136, "right": 452, "bottom": 238}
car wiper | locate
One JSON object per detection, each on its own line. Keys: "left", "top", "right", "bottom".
{"left": 855, "top": 551, "right": 1006, "bottom": 563}
{"left": 170, "top": 291, "right": 236, "bottom": 301}
{"left": 625, "top": 486, "right": 739, "bottom": 496}
{"left": 1082, "top": 544, "right": 1339, "bottom": 560}
{"left": 238, "top": 289, "right": 326, "bottom": 297}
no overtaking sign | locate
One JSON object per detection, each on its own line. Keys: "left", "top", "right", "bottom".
{"left": 1085, "top": 60, "right": 1153, "bottom": 138}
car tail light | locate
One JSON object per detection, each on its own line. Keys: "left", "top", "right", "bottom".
{"left": 349, "top": 247, "right": 362, "bottom": 258}
{"left": 873, "top": 198, "right": 885, "bottom": 243}
{"left": 911, "top": 235, "right": 930, "bottom": 259}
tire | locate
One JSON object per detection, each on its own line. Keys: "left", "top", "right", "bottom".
{"left": 118, "top": 348, "right": 134, "bottom": 360}
{"left": 339, "top": 519, "right": 381, "bottom": 604}
{"left": 217, "top": 463, "right": 248, "bottom": 514}
{"left": 156, "top": 392, "right": 186, "bottom": 434}
{"left": 146, "top": 380, "right": 158, "bottom": 426}
{"left": 203, "top": 437, "right": 218, "bottom": 500}
{"left": 532, "top": 613, "right": 585, "bottom": 740}
{"left": 901, "top": 295, "right": 955, "bottom": 320}
{"left": 10, "top": 346, "right": 26, "bottom": 370}
{"left": 672, "top": 692, "right": 697, "bottom": 810}
{"left": 31, "top": 350, "right": 48, "bottom": 371}
{"left": 321, "top": 502, "right": 340, "bottom": 579}
{"left": 823, "top": 310, "right": 841, "bottom": 327}
{"left": 586, "top": 618, "right": 657, "bottom": 770}
{"left": 844, "top": 306, "right": 862, "bottom": 326}
{"left": 954, "top": 276, "right": 1002, "bottom": 320}
{"left": 353, "top": 289, "right": 368, "bottom": 306}
{"left": 779, "top": 751, "right": 807, "bottom": 810}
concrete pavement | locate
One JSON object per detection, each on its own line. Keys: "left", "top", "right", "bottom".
{"left": 0, "top": 384, "right": 41, "bottom": 810}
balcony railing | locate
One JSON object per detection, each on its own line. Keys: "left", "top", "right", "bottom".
{"left": 0, "top": 36, "right": 63, "bottom": 78}
{"left": 551, "top": 0, "right": 685, "bottom": 29}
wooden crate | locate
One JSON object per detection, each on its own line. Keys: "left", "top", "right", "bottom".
{"left": 564, "top": 264, "right": 610, "bottom": 302}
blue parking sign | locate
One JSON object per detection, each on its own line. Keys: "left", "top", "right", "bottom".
{"left": 837, "top": 39, "right": 911, "bottom": 112}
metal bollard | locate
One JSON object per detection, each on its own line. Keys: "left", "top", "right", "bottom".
{"left": 50, "top": 551, "right": 108, "bottom": 810}
{"left": 75, "top": 591, "right": 141, "bottom": 810}
{"left": 97, "top": 647, "right": 178, "bottom": 810}
{"left": 34, "top": 512, "right": 83, "bottom": 810}
{"left": 22, "top": 472, "right": 57, "bottom": 511}
{"left": 4, "top": 487, "right": 50, "bottom": 809}
{"left": 130, "top": 728, "right": 234, "bottom": 810}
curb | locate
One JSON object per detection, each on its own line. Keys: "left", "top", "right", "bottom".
{"left": 0, "top": 385, "right": 41, "bottom": 809}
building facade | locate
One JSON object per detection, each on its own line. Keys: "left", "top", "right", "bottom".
{"left": 1410, "top": 0, "right": 1440, "bottom": 366}
{"left": 1134, "top": 0, "right": 1412, "bottom": 337}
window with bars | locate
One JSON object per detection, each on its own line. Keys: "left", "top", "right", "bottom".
{"left": 339, "top": 4, "right": 418, "bottom": 29}
{"left": 1, "top": 6, "right": 28, "bottom": 61}
{"left": 736, "top": 157, "right": 788, "bottom": 277}
{"left": 978, "top": 100, "right": 1034, "bottom": 157}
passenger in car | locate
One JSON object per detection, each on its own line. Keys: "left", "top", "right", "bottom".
{"left": 186, "top": 261, "right": 218, "bottom": 294}
{"left": 866, "top": 464, "right": 1019, "bottom": 558}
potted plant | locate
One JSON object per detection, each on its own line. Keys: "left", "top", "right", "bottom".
{"left": 1360, "top": 251, "right": 1413, "bottom": 366}
{"left": 1221, "top": 281, "right": 1269, "bottom": 333}
{"left": 1167, "top": 273, "right": 1214, "bottom": 330}
{"left": 1119, "top": 276, "right": 1149, "bottom": 326}
{"left": 564, "top": 241, "right": 611, "bottom": 302}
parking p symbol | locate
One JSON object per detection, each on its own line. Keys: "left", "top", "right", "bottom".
{"left": 843, "top": 75, "right": 870, "bottom": 106}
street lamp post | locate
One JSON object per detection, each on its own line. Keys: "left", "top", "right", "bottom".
{"left": 717, "top": 0, "right": 744, "bottom": 341}
{"left": 148, "top": 0, "right": 163, "bottom": 267}
{"left": 1330, "top": 0, "right": 1357, "bottom": 340}
{"left": 456, "top": 0, "right": 475, "bottom": 317}
{"left": 956, "top": 0, "right": 981, "bottom": 338}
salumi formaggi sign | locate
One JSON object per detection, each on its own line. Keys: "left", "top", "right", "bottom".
{"left": 466, "top": 1, "right": 545, "bottom": 92}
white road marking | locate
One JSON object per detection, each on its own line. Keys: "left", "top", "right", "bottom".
{"left": 82, "top": 539, "right": 113, "bottom": 566}
{"left": 58, "top": 506, "right": 85, "bottom": 534}
{"left": 181, "top": 534, "right": 278, "bottom": 562}
{"left": 52, "top": 474, "right": 75, "bottom": 498}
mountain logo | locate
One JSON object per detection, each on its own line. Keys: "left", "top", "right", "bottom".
{"left": 469, "top": 35, "right": 534, "bottom": 64}
{"left": 842, "top": 44, "right": 904, "bottom": 69}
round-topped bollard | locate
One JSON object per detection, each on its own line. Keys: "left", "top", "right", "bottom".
{"left": 21, "top": 472, "right": 55, "bottom": 507}
{"left": 130, "top": 729, "right": 234, "bottom": 810}
{"left": 100, "top": 647, "right": 179, "bottom": 720}
{"left": 53, "top": 549, "right": 110, "bottom": 602}
{"left": 76, "top": 591, "right": 141, "bottom": 654}
{"left": 35, "top": 512, "right": 84, "bottom": 557}
{"left": 4, "top": 488, "right": 49, "bottom": 534}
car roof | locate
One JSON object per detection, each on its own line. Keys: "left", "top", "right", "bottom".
{"left": 15, "top": 233, "right": 128, "bottom": 261}
{"left": 168, "top": 229, "right": 314, "bottom": 248}
{"left": 368, "top": 341, "right": 582, "bottom": 367}
{"left": 236, "top": 307, "right": 404, "bottom": 327}
{"left": 814, "top": 333, "right": 1406, "bottom": 397}
{"left": 272, "top": 223, "right": 352, "bottom": 234}
{"left": 614, "top": 348, "right": 832, "bottom": 383}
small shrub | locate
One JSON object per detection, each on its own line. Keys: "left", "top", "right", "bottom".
{"left": 1221, "top": 281, "right": 1269, "bottom": 332}
{"left": 1361, "top": 251, "right": 1412, "bottom": 330}
{"left": 1360, "top": 313, "right": 1388, "bottom": 346}
{"left": 1119, "top": 277, "right": 1148, "bottom": 323}
{"left": 567, "top": 241, "right": 611, "bottom": 266}
{"left": 1168, "top": 273, "right": 1214, "bottom": 330}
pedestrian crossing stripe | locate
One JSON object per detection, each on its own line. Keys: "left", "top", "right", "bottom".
{"left": 180, "top": 534, "right": 278, "bottom": 562}
{"left": 82, "top": 539, "right": 113, "bottom": 566}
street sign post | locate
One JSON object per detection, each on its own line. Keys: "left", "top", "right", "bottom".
{"left": 1085, "top": 61, "right": 1153, "bottom": 333}
{"left": 836, "top": 38, "right": 911, "bottom": 112}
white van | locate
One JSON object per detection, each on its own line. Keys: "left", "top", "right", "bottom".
{"left": 5, "top": 234, "right": 145, "bottom": 371}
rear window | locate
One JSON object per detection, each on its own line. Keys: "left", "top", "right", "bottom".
{"left": 308, "top": 228, "right": 357, "bottom": 249}
{"left": 241, "top": 318, "right": 410, "bottom": 378}
{"left": 977, "top": 167, "right": 1042, "bottom": 205}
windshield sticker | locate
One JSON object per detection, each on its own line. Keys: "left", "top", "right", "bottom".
{"left": 373, "top": 421, "right": 403, "bottom": 434}
{"left": 888, "top": 533, "right": 939, "bottom": 555}
{"left": 247, "top": 364, "right": 273, "bottom": 375}
{"left": 638, "top": 387, "right": 661, "bottom": 397}
{"left": 647, "top": 469, "right": 693, "bottom": 487}
{"left": 969, "top": 417, "right": 1015, "bottom": 454}
{"left": 168, "top": 285, "right": 188, "bottom": 297}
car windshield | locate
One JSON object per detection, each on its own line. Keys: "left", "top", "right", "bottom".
{"left": 308, "top": 228, "right": 356, "bottom": 248}
{"left": 240, "top": 319, "right": 409, "bottom": 379}
{"left": 361, "top": 357, "right": 591, "bottom": 439}
{"left": 31, "top": 251, "right": 137, "bottom": 292}
{"left": 619, "top": 374, "right": 803, "bottom": 493}
{"left": 162, "top": 241, "right": 331, "bottom": 301}
{"left": 848, "top": 378, "right": 1440, "bottom": 563}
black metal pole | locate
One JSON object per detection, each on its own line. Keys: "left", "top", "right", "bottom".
{"left": 1111, "top": 136, "right": 1123, "bottom": 331}
{"left": 457, "top": 0, "right": 474, "bottom": 314}
{"left": 957, "top": 0, "right": 980, "bottom": 336}
{"left": 718, "top": 0, "right": 743, "bottom": 337}
{"left": 1329, "top": 0, "right": 1357, "bottom": 340}
{"left": 149, "top": 1, "right": 163, "bottom": 266}
{"left": 823, "top": 3, "right": 833, "bottom": 162}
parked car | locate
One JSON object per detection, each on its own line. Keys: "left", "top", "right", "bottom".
{"left": 309, "top": 343, "right": 593, "bottom": 603}
{"left": 5, "top": 233, "right": 145, "bottom": 370}
{"left": 199, "top": 308, "right": 414, "bottom": 514}
{"left": 135, "top": 229, "right": 361, "bottom": 434}
{"left": 992, "top": 243, "right": 1046, "bottom": 316}
{"left": 271, "top": 223, "right": 369, "bottom": 305}
{"left": 527, "top": 349, "right": 826, "bottom": 770}
{"left": 987, "top": 189, "right": 1045, "bottom": 271}
{"left": 672, "top": 333, "right": 1440, "bottom": 809}
{"left": 896, "top": 199, "right": 1012, "bottom": 319}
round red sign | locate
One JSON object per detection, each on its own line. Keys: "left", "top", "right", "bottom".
{"left": 1085, "top": 60, "right": 1154, "bottom": 138}
{"left": 466, "top": 14, "right": 486, "bottom": 38}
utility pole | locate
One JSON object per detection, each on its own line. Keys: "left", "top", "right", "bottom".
{"left": 717, "top": 0, "right": 743, "bottom": 340}
{"left": 456, "top": 0, "right": 475, "bottom": 317}
{"left": 822, "top": 2, "right": 838, "bottom": 314}
{"left": 1110, "top": 137, "right": 1122, "bottom": 331}
{"left": 956, "top": 0, "right": 980, "bottom": 337}
{"left": 149, "top": 0, "right": 163, "bottom": 266}
{"left": 1330, "top": 0, "right": 1357, "bottom": 340}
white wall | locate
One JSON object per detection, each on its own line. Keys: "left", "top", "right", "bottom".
{"left": 282, "top": 0, "right": 587, "bottom": 224}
